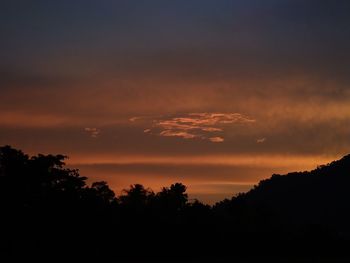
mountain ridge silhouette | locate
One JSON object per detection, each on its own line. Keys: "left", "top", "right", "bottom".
{"left": 214, "top": 152, "right": 350, "bottom": 235}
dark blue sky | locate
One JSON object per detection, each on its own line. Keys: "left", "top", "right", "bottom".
{"left": 2, "top": 0, "right": 350, "bottom": 77}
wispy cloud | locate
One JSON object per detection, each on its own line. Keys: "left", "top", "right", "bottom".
{"left": 132, "top": 112, "right": 255, "bottom": 142}
{"left": 209, "top": 137, "right": 224, "bottom": 143}
{"left": 257, "top": 138, "right": 266, "bottom": 143}
{"left": 160, "top": 130, "right": 197, "bottom": 139}
{"left": 84, "top": 127, "right": 100, "bottom": 138}
{"left": 129, "top": 117, "right": 141, "bottom": 122}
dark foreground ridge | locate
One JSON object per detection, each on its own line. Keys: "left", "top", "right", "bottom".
{"left": 1, "top": 145, "right": 350, "bottom": 261}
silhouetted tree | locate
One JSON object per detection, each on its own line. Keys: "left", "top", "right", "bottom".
{"left": 90, "top": 181, "right": 116, "bottom": 203}
{"left": 154, "top": 183, "right": 188, "bottom": 215}
{"left": 119, "top": 184, "right": 154, "bottom": 215}
{"left": 0, "top": 146, "right": 87, "bottom": 210}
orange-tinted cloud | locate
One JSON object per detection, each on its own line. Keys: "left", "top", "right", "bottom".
{"left": 256, "top": 138, "right": 266, "bottom": 143}
{"left": 84, "top": 127, "right": 100, "bottom": 138}
{"left": 209, "top": 137, "right": 224, "bottom": 143}
{"left": 132, "top": 112, "right": 255, "bottom": 142}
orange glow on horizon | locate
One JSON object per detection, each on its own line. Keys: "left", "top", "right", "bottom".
{"left": 68, "top": 153, "right": 338, "bottom": 169}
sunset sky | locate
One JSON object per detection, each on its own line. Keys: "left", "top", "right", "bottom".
{"left": 1, "top": 0, "right": 350, "bottom": 203}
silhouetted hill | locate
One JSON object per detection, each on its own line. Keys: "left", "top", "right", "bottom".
{"left": 214, "top": 154, "right": 350, "bottom": 246}
{"left": 1, "top": 145, "right": 350, "bottom": 261}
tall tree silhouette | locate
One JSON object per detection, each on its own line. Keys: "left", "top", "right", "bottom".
{"left": 154, "top": 183, "right": 188, "bottom": 215}
{"left": 119, "top": 184, "right": 154, "bottom": 215}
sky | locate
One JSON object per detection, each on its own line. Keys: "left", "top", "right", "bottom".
{"left": 1, "top": 0, "right": 350, "bottom": 203}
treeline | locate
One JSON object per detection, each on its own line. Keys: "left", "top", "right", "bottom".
{"left": 0, "top": 145, "right": 213, "bottom": 260}
{"left": 0, "top": 145, "right": 209, "bottom": 217}
{"left": 1, "top": 145, "right": 350, "bottom": 261}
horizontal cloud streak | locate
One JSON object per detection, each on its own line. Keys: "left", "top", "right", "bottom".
{"left": 68, "top": 154, "right": 336, "bottom": 170}
{"left": 209, "top": 137, "right": 224, "bottom": 143}
{"left": 133, "top": 112, "right": 255, "bottom": 142}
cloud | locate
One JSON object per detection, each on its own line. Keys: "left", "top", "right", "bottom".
{"left": 131, "top": 112, "right": 255, "bottom": 142}
{"left": 84, "top": 127, "right": 100, "bottom": 138}
{"left": 69, "top": 153, "right": 336, "bottom": 172}
{"left": 209, "top": 137, "right": 224, "bottom": 143}
{"left": 159, "top": 130, "right": 197, "bottom": 139}
{"left": 256, "top": 138, "right": 266, "bottom": 143}
{"left": 129, "top": 117, "right": 141, "bottom": 122}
